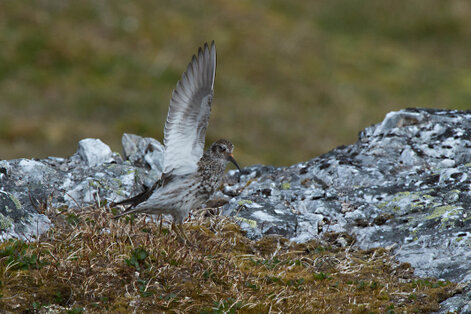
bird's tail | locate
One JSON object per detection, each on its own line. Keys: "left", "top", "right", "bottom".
{"left": 112, "top": 206, "right": 144, "bottom": 219}
{"left": 111, "top": 191, "right": 148, "bottom": 207}
{"left": 110, "top": 180, "right": 160, "bottom": 218}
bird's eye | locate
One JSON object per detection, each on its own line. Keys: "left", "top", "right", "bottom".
{"left": 218, "top": 145, "right": 226, "bottom": 153}
{"left": 212, "top": 144, "right": 223, "bottom": 153}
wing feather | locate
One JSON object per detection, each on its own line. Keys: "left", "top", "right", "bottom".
{"left": 163, "top": 41, "right": 216, "bottom": 176}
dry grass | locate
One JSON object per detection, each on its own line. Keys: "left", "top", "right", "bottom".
{"left": 0, "top": 204, "right": 458, "bottom": 313}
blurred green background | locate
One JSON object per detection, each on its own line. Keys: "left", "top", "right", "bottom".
{"left": 1, "top": 0, "right": 471, "bottom": 166}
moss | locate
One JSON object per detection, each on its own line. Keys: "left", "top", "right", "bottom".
{"left": 380, "top": 190, "right": 461, "bottom": 224}
{"left": 88, "top": 179, "right": 101, "bottom": 189}
{"left": 0, "top": 212, "right": 13, "bottom": 230}
{"left": 281, "top": 182, "right": 291, "bottom": 190}
{"left": 237, "top": 199, "right": 252, "bottom": 206}
{"left": 408, "top": 228, "right": 418, "bottom": 241}
{"left": 426, "top": 205, "right": 461, "bottom": 220}
{"left": 377, "top": 202, "right": 387, "bottom": 209}
{"left": 391, "top": 191, "right": 411, "bottom": 202}
{"left": 8, "top": 194, "right": 22, "bottom": 210}
{"left": 233, "top": 216, "right": 257, "bottom": 228}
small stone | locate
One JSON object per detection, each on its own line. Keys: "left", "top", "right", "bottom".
{"left": 335, "top": 236, "right": 348, "bottom": 248}
{"left": 122, "top": 133, "right": 164, "bottom": 172}
{"left": 77, "top": 138, "right": 113, "bottom": 167}
{"left": 438, "top": 158, "right": 455, "bottom": 168}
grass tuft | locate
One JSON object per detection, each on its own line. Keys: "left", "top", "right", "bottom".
{"left": 0, "top": 204, "right": 459, "bottom": 312}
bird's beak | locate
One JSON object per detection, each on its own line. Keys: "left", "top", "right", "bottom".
{"left": 226, "top": 153, "right": 241, "bottom": 172}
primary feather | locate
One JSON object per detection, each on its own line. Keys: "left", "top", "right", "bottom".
{"left": 163, "top": 41, "right": 216, "bottom": 176}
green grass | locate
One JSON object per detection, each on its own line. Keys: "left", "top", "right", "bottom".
{"left": 1, "top": 0, "right": 471, "bottom": 165}
{"left": 0, "top": 205, "right": 458, "bottom": 312}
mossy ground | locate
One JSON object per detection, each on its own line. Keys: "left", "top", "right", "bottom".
{"left": 0, "top": 204, "right": 458, "bottom": 313}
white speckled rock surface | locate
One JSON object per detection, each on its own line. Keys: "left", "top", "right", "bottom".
{"left": 0, "top": 134, "right": 163, "bottom": 242}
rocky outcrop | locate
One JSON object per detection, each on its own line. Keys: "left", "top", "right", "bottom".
{"left": 0, "top": 135, "right": 163, "bottom": 241}
{"left": 0, "top": 109, "right": 470, "bottom": 312}
{"left": 223, "top": 109, "right": 471, "bottom": 280}
{"left": 220, "top": 108, "right": 471, "bottom": 312}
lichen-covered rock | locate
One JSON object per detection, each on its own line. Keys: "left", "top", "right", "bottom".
{"left": 218, "top": 108, "right": 471, "bottom": 312}
{"left": 121, "top": 133, "right": 164, "bottom": 187}
{"left": 0, "top": 134, "right": 164, "bottom": 241}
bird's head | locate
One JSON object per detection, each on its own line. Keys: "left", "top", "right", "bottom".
{"left": 210, "top": 139, "right": 241, "bottom": 171}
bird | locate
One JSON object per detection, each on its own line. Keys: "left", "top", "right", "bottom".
{"left": 113, "top": 41, "right": 241, "bottom": 243}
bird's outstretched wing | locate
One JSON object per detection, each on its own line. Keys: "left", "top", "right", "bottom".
{"left": 163, "top": 41, "right": 216, "bottom": 176}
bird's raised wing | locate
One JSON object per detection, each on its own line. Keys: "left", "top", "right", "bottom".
{"left": 163, "top": 41, "right": 216, "bottom": 176}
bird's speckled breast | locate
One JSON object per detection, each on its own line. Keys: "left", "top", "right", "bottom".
{"left": 195, "top": 159, "right": 226, "bottom": 201}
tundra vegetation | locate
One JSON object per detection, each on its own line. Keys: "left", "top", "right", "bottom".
{"left": 0, "top": 204, "right": 457, "bottom": 312}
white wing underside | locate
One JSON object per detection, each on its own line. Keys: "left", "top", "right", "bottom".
{"left": 163, "top": 42, "right": 216, "bottom": 176}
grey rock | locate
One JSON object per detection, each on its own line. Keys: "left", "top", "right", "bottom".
{"left": 77, "top": 138, "right": 114, "bottom": 166}
{"left": 0, "top": 135, "right": 162, "bottom": 241}
{"left": 122, "top": 133, "right": 164, "bottom": 171}
{"left": 439, "top": 284, "right": 471, "bottom": 314}
{"left": 218, "top": 108, "right": 471, "bottom": 312}
{"left": 121, "top": 133, "right": 165, "bottom": 187}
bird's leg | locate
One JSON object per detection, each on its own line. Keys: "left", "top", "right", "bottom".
{"left": 158, "top": 214, "right": 163, "bottom": 235}
{"left": 172, "top": 222, "right": 188, "bottom": 245}
{"left": 171, "top": 221, "right": 180, "bottom": 238}
{"left": 177, "top": 223, "right": 191, "bottom": 244}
